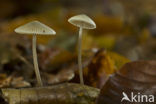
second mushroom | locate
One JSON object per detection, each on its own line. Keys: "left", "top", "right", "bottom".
{"left": 68, "top": 14, "right": 96, "bottom": 85}
{"left": 15, "top": 21, "right": 56, "bottom": 86}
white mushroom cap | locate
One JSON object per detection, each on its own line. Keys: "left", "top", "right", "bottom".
{"left": 15, "top": 21, "right": 56, "bottom": 35}
{"left": 68, "top": 14, "right": 96, "bottom": 29}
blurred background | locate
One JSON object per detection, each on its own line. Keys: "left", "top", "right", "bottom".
{"left": 0, "top": 0, "right": 156, "bottom": 88}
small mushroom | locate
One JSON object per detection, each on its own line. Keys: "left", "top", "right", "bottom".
{"left": 68, "top": 14, "right": 96, "bottom": 84}
{"left": 15, "top": 21, "right": 56, "bottom": 86}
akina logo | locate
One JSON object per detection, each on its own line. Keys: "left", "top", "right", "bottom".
{"left": 121, "top": 92, "right": 154, "bottom": 103}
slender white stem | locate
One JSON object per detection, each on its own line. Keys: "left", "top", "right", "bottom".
{"left": 32, "top": 35, "right": 43, "bottom": 86}
{"left": 78, "top": 27, "right": 84, "bottom": 85}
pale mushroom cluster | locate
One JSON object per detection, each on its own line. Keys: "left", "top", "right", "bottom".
{"left": 14, "top": 14, "right": 96, "bottom": 86}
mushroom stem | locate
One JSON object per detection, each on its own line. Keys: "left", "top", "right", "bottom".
{"left": 78, "top": 27, "right": 84, "bottom": 85}
{"left": 32, "top": 35, "right": 43, "bottom": 86}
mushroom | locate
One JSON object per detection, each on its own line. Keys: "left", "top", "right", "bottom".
{"left": 15, "top": 21, "right": 56, "bottom": 86}
{"left": 68, "top": 14, "right": 96, "bottom": 84}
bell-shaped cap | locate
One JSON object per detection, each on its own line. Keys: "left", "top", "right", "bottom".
{"left": 68, "top": 14, "right": 96, "bottom": 29}
{"left": 15, "top": 21, "right": 56, "bottom": 35}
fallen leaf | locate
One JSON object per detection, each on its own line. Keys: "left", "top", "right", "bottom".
{"left": 72, "top": 49, "right": 130, "bottom": 88}
{"left": 0, "top": 74, "right": 12, "bottom": 88}
{"left": 11, "top": 77, "right": 30, "bottom": 88}
{"left": 97, "top": 60, "right": 156, "bottom": 104}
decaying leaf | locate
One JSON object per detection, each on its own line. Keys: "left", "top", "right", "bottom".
{"left": 43, "top": 68, "right": 74, "bottom": 85}
{"left": 0, "top": 75, "right": 30, "bottom": 88}
{"left": 1, "top": 83, "right": 100, "bottom": 104}
{"left": 0, "top": 74, "right": 12, "bottom": 88}
{"left": 72, "top": 49, "right": 130, "bottom": 88}
{"left": 84, "top": 49, "right": 116, "bottom": 88}
{"left": 97, "top": 60, "right": 156, "bottom": 104}
{"left": 11, "top": 77, "right": 30, "bottom": 88}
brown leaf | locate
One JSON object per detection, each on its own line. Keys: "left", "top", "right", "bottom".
{"left": 85, "top": 49, "right": 115, "bottom": 88}
{"left": 72, "top": 49, "right": 129, "bottom": 89}
{"left": 0, "top": 74, "right": 12, "bottom": 88}
{"left": 96, "top": 60, "right": 156, "bottom": 104}
{"left": 43, "top": 68, "right": 74, "bottom": 85}
{"left": 11, "top": 77, "right": 30, "bottom": 88}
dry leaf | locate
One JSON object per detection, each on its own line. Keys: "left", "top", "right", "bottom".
{"left": 97, "top": 60, "right": 156, "bottom": 104}
{"left": 11, "top": 77, "right": 30, "bottom": 88}
{"left": 72, "top": 49, "right": 129, "bottom": 88}
{"left": 0, "top": 74, "right": 12, "bottom": 88}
